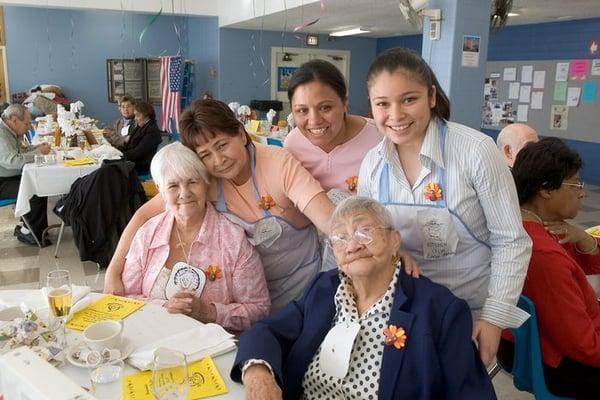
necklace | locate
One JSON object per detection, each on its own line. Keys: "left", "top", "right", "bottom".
{"left": 174, "top": 224, "right": 191, "bottom": 265}
{"left": 520, "top": 208, "right": 544, "bottom": 224}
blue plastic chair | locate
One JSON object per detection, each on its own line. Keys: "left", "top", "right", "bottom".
{"left": 510, "top": 295, "right": 574, "bottom": 399}
{"left": 266, "top": 137, "right": 283, "bottom": 147}
{"left": 169, "top": 118, "right": 180, "bottom": 142}
{"left": 138, "top": 174, "right": 152, "bottom": 182}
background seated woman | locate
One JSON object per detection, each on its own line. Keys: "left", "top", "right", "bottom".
{"left": 122, "top": 142, "right": 270, "bottom": 332}
{"left": 121, "top": 101, "right": 162, "bottom": 175}
{"left": 498, "top": 137, "right": 600, "bottom": 399}
{"left": 232, "top": 196, "right": 495, "bottom": 400}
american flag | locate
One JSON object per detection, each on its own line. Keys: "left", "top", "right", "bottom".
{"left": 160, "top": 56, "right": 183, "bottom": 133}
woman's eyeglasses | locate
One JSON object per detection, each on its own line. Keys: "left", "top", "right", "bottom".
{"left": 562, "top": 181, "right": 585, "bottom": 190}
{"left": 328, "top": 227, "right": 390, "bottom": 249}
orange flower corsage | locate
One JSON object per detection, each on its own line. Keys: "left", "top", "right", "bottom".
{"left": 258, "top": 194, "right": 276, "bottom": 210}
{"left": 423, "top": 182, "right": 443, "bottom": 202}
{"left": 205, "top": 265, "right": 222, "bottom": 281}
{"left": 345, "top": 176, "right": 358, "bottom": 192}
{"left": 383, "top": 325, "right": 407, "bottom": 349}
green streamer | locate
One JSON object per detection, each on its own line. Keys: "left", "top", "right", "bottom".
{"left": 139, "top": 7, "right": 163, "bottom": 47}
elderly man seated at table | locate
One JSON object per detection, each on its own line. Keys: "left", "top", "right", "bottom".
{"left": 121, "top": 142, "right": 270, "bottom": 332}
{"left": 0, "top": 104, "right": 52, "bottom": 247}
{"left": 102, "top": 93, "right": 136, "bottom": 147}
{"left": 232, "top": 196, "right": 496, "bottom": 399}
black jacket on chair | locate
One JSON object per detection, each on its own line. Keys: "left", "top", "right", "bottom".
{"left": 122, "top": 119, "right": 162, "bottom": 175}
{"left": 55, "top": 160, "right": 147, "bottom": 268}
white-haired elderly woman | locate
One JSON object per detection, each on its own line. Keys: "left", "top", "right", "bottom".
{"left": 122, "top": 142, "right": 270, "bottom": 332}
{"left": 232, "top": 196, "right": 496, "bottom": 400}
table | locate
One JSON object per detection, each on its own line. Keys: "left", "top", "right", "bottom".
{"left": 0, "top": 290, "right": 245, "bottom": 399}
{"left": 15, "top": 162, "right": 100, "bottom": 218}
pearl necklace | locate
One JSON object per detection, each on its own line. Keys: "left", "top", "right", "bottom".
{"left": 520, "top": 208, "right": 544, "bottom": 224}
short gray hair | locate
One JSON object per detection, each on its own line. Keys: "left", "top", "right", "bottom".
{"left": 150, "top": 142, "right": 209, "bottom": 190}
{"left": 330, "top": 196, "right": 394, "bottom": 231}
{"left": 1, "top": 104, "right": 29, "bottom": 122}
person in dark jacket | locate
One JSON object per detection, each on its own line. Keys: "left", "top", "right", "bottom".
{"left": 122, "top": 101, "right": 162, "bottom": 175}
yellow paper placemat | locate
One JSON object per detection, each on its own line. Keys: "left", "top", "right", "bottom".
{"left": 66, "top": 295, "right": 144, "bottom": 331}
{"left": 123, "top": 357, "right": 228, "bottom": 400}
{"left": 585, "top": 225, "right": 600, "bottom": 237}
{"left": 64, "top": 157, "right": 97, "bottom": 167}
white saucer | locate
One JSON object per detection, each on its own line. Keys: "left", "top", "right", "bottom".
{"left": 67, "top": 338, "right": 133, "bottom": 368}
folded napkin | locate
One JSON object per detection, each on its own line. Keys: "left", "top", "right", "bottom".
{"left": 89, "top": 144, "right": 123, "bottom": 160}
{"left": 128, "top": 323, "right": 236, "bottom": 370}
{"left": 64, "top": 157, "right": 97, "bottom": 167}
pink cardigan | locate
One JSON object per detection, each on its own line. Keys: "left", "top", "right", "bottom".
{"left": 122, "top": 203, "right": 270, "bottom": 331}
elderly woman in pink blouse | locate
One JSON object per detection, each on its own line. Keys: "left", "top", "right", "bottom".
{"left": 122, "top": 142, "right": 270, "bottom": 332}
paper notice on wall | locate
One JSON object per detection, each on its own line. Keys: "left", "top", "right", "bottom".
{"left": 517, "top": 105, "right": 529, "bottom": 122}
{"left": 591, "top": 60, "right": 600, "bottom": 76}
{"left": 550, "top": 105, "right": 568, "bottom": 130}
{"left": 521, "top": 65, "right": 533, "bottom": 83}
{"left": 490, "top": 72, "right": 501, "bottom": 78}
{"left": 503, "top": 67, "right": 517, "bottom": 81}
{"left": 566, "top": 87, "right": 581, "bottom": 106}
{"left": 531, "top": 92, "right": 544, "bottom": 109}
{"left": 533, "top": 71, "right": 546, "bottom": 89}
{"left": 569, "top": 60, "right": 590, "bottom": 80}
{"left": 555, "top": 62, "right": 569, "bottom": 81}
{"left": 508, "top": 82, "right": 520, "bottom": 99}
{"left": 461, "top": 35, "right": 481, "bottom": 67}
{"left": 519, "top": 85, "right": 531, "bottom": 103}
{"left": 582, "top": 80, "right": 598, "bottom": 103}
{"left": 553, "top": 82, "right": 567, "bottom": 101}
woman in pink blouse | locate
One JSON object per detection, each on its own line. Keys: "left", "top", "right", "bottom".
{"left": 121, "top": 142, "right": 270, "bottom": 332}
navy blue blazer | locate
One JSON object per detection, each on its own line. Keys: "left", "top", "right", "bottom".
{"left": 231, "top": 269, "right": 496, "bottom": 400}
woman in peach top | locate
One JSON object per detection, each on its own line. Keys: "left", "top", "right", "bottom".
{"left": 122, "top": 142, "right": 270, "bottom": 331}
{"left": 106, "top": 100, "right": 335, "bottom": 312}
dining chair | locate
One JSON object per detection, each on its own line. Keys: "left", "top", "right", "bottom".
{"left": 509, "top": 295, "right": 574, "bottom": 400}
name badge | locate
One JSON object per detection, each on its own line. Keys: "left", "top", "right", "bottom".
{"left": 417, "top": 208, "right": 459, "bottom": 260}
{"left": 164, "top": 262, "right": 206, "bottom": 299}
{"left": 120, "top": 125, "right": 130, "bottom": 136}
{"left": 248, "top": 217, "right": 282, "bottom": 248}
{"left": 319, "top": 322, "right": 361, "bottom": 378}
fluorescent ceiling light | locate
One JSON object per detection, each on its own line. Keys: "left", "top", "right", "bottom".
{"left": 508, "top": 12, "right": 520, "bottom": 16}
{"left": 330, "top": 28, "right": 371, "bottom": 37}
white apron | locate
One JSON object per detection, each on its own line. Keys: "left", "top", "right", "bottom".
{"left": 215, "top": 144, "right": 321, "bottom": 312}
{"left": 378, "top": 122, "right": 491, "bottom": 316}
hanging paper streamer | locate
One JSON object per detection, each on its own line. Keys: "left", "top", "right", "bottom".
{"left": 292, "top": 0, "right": 325, "bottom": 40}
{"left": 120, "top": 0, "right": 126, "bottom": 60}
{"left": 69, "top": 11, "right": 78, "bottom": 71}
{"left": 139, "top": 7, "right": 163, "bottom": 47}
{"left": 45, "top": 6, "right": 53, "bottom": 72}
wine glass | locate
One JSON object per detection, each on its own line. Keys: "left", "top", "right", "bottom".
{"left": 152, "top": 348, "right": 189, "bottom": 400}
{"left": 46, "top": 269, "right": 72, "bottom": 347}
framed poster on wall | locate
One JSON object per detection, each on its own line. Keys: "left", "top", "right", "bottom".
{"left": 146, "top": 59, "right": 161, "bottom": 104}
{"left": 106, "top": 59, "right": 146, "bottom": 103}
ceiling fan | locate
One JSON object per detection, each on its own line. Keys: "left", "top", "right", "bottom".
{"left": 490, "top": 0, "right": 514, "bottom": 31}
{"left": 398, "top": 0, "right": 442, "bottom": 39}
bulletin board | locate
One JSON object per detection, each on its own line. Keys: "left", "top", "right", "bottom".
{"left": 481, "top": 59, "right": 600, "bottom": 144}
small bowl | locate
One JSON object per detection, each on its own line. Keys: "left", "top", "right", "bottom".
{"left": 83, "top": 320, "right": 123, "bottom": 351}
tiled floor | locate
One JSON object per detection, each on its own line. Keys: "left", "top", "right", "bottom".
{"left": 0, "top": 185, "right": 599, "bottom": 399}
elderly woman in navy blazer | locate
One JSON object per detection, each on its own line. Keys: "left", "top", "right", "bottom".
{"left": 231, "top": 196, "right": 496, "bottom": 399}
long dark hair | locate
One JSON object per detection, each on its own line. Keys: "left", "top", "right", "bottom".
{"left": 367, "top": 47, "right": 450, "bottom": 121}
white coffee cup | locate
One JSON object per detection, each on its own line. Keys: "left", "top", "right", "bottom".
{"left": 83, "top": 320, "right": 123, "bottom": 351}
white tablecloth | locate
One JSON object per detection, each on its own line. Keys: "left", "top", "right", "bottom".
{"left": 15, "top": 162, "right": 100, "bottom": 217}
{"left": 0, "top": 290, "right": 245, "bottom": 399}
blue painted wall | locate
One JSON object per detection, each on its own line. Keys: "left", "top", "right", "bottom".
{"left": 4, "top": 6, "right": 218, "bottom": 126}
{"left": 218, "top": 28, "right": 377, "bottom": 116}
{"left": 376, "top": 34, "right": 422, "bottom": 54}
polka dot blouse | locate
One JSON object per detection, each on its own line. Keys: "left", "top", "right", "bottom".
{"left": 301, "top": 266, "right": 400, "bottom": 399}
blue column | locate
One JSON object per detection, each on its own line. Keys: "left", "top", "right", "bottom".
{"left": 422, "top": 0, "right": 492, "bottom": 129}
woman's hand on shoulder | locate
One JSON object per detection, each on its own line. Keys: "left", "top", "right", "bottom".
{"left": 243, "top": 364, "right": 282, "bottom": 400}
{"left": 398, "top": 249, "right": 422, "bottom": 278}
